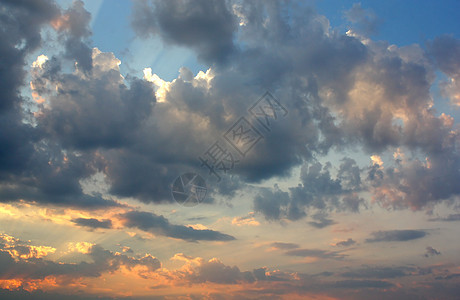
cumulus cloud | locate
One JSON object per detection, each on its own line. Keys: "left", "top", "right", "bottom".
{"left": 428, "top": 35, "right": 460, "bottom": 106}
{"left": 3, "top": 0, "right": 458, "bottom": 214}
{"left": 0, "top": 235, "right": 161, "bottom": 281}
{"left": 344, "top": 3, "right": 381, "bottom": 37}
{"left": 131, "top": 0, "right": 237, "bottom": 64}
{"left": 365, "top": 230, "right": 427, "bottom": 243}
{"left": 1, "top": 0, "right": 460, "bottom": 298}
{"left": 254, "top": 159, "right": 365, "bottom": 221}
{"left": 171, "top": 253, "right": 292, "bottom": 285}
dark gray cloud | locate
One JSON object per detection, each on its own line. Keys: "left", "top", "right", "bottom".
{"left": 285, "top": 248, "right": 346, "bottom": 260}
{"left": 365, "top": 230, "right": 427, "bottom": 243}
{"left": 131, "top": 0, "right": 237, "bottom": 64}
{"left": 57, "top": 0, "right": 93, "bottom": 72}
{"left": 270, "top": 242, "right": 300, "bottom": 250}
{"left": 424, "top": 246, "right": 441, "bottom": 258}
{"left": 341, "top": 266, "right": 412, "bottom": 279}
{"left": 0, "top": 0, "right": 59, "bottom": 112}
{"left": 254, "top": 159, "right": 365, "bottom": 221}
{"left": 1, "top": 0, "right": 460, "bottom": 220}
{"left": 428, "top": 35, "right": 460, "bottom": 77}
{"left": 0, "top": 289, "right": 118, "bottom": 300}
{"left": 253, "top": 185, "right": 290, "bottom": 221}
{"left": 308, "top": 212, "right": 337, "bottom": 229}
{"left": 36, "top": 61, "right": 155, "bottom": 149}
{"left": 0, "top": 0, "right": 121, "bottom": 209}
{"left": 334, "top": 238, "right": 356, "bottom": 247}
{"left": 71, "top": 218, "right": 112, "bottom": 229}
{"left": 120, "top": 211, "right": 235, "bottom": 242}
{"left": 0, "top": 0, "right": 57, "bottom": 182}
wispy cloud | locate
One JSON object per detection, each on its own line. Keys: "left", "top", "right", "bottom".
{"left": 119, "top": 211, "right": 235, "bottom": 242}
{"left": 365, "top": 230, "right": 427, "bottom": 242}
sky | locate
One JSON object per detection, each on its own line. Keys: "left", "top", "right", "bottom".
{"left": 1, "top": 0, "right": 460, "bottom": 299}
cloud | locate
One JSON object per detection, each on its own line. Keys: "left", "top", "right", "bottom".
{"left": 0, "top": 235, "right": 161, "bottom": 281}
{"left": 254, "top": 159, "right": 365, "bottom": 222}
{"left": 429, "top": 214, "right": 460, "bottom": 222}
{"left": 71, "top": 218, "right": 112, "bottom": 229}
{"left": 308, "top": 212, "right": 337, "bottom": 229}
{"left": 53, "top": 0, "right": 93, "bottom": 72}
{"left": 333, "top": 279, "right": 394, "bottom": 289}
{"left": 0, "top": 289, "right": 117, "bottom": 300}
{"left": 424, "top": 246, "right": 441, "bottom": 258}
{"left": 172, "top": 253, "right": 291, "bottom": 285}
{"left": 269, "top": 242, "right": 300, "bottom": 250}
{"left": 119, "top": 210, "right": 236, "bottom": 242}
{"left": 429, "top": 35, "right": 460, "bottom": 106}
{"left": 231, "top": 212, "right": 260, "bottom": 226}
{"left": 131, "top": 0, "right": 237, "bottom": 64}
{"left": 333, "top": 238, "right": 356, "bottom": 247}
{"left": 341, "top": 266, "right": 412, "bottom": 279}
{"left": 4, "top": 0, "right": 457, "bottom": 213}
{"left": 344, "top": 3, "right": 381, "bottom": 36}
{"left": 186, "top": 257, "right": 251, "bottom": 284}
{"left": 285, "top": 248, "right": 346, "bottom": 260}
{"left": 365, "top": 230, "right": 427, "bottom": 243}
{"left": 36, "top": 48, "right": 155, "bottom": 149}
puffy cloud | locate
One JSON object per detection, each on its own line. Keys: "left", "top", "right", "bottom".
{"left": 171, "top": 253, "right": 292, "bottom": 285}
{"left": 344, "top": 3, "right": 381, "bottom": 37}
{"left": 0, "top": 249, "right": 161, "bottom": 285}
{"left": 119, "top": 210, "right": 236, "bottom": 242}
{"left": 0, "top": 234, "right": 56, "bottom": 260}
{"left": 2, "top": 0, "right": 460, "bottom": 217}
{"left": 365, "top": 230, "right": 427, "bottom": 243}
{"left": 131, "top": 0, "right": 237, "bottom": 64}
{"left": 428, "top": 35, "right": 460, "bottom": 105}
{"left": 35, "top": 48, "right": 155, "bottom": 149}
{"left": 254, "top": 159, "right": 365, "bottom": 221}
{"left": 0, "top": 1, "right": 122, "bottom": 209}
{"left": 0, "top": 235, "right": 161, "bottom": 283}
{"left": 186, "top": 257, "right": 251, "bottom": 284}
{"left": 52, "top": 0, "right": 93, "bottom": 72}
